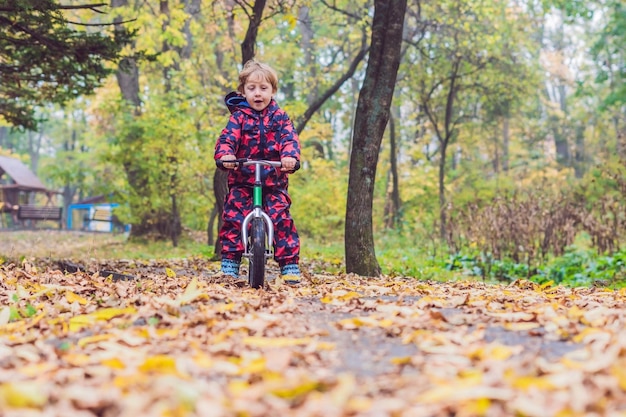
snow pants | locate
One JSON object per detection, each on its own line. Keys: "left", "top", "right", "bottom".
{"left": 219, "top": 186, "right": 300, "bottom": 266}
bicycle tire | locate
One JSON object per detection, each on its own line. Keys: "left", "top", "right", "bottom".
{"left": 248, "top": 218, "right": 266, "bottom": 289}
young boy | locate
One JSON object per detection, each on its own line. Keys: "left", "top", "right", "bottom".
{"left": 214, "top": 60, "right": 301, "bottom": 284}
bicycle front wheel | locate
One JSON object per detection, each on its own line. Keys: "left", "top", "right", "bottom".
{"left": 248, "top": 218, "right": 266, "bottom": 289}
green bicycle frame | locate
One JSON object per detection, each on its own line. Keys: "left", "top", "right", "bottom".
{"left": 241, "top": 160, "right": 280, "bottom": 258}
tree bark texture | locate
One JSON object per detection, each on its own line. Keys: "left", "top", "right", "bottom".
{"left": 345, "top": 0, "right": 407, "bottom": 277}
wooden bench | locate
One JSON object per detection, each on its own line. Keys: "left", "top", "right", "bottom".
{"left": 88, "top": 208, "right": 124, "bottom": 233}
{"left": 17, "top": 205, "right": 63, "bottom": 229}
{"left": 91, "top": 208, "right": 113, "bottom": 224}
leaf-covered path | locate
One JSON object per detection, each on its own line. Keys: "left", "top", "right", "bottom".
{"left": 0, "top": 233, "right": 625, "bottom": 416}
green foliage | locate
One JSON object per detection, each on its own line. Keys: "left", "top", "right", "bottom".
{"left": 290, "top": 151, "right": 348, "bottom": 241}
{"left": 0, "top": 0, "right": 132, "bottom": 130}
{"left": 5, "top": 291, "right": 39, "bottom": 322}
{"left": 2, "top": 0, "right": 624, "bottom": 288}
{"left": 439, "top": 244, "right": 626, "bottom": 288}
{"left": 394, "top": 160, "right": 440, "bottom": 233}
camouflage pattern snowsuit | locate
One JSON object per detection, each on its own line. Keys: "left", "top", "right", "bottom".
{"left": 214, "top": 96, "right": 300, "bottom": 267}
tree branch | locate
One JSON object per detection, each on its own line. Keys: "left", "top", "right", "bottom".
{"left": 318, "top": 0, "right": 363, "bottom": 20}
{"left": 295, "top": 40, "right": 369, "bottom": 134}
{"left": 0, "top": 3, "right": 108, "bottom": 13}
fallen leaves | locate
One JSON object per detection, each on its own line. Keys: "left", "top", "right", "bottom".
{"left": 0, "top": 257, "right": 625, "bottom": 417}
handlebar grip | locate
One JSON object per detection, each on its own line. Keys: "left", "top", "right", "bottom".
{"left": 216, "top": 158, "right": 248, "bottom": 169}
{"left": 216, "top": 158, "right": 300, "bottom": 171}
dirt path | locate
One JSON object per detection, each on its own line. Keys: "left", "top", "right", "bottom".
{"left": 1, "top": 231, "right": 625, "bottom": 416}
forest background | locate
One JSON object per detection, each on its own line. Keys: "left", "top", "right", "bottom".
{"left": 1, "top": 0, "right": 625, "bottom": 287}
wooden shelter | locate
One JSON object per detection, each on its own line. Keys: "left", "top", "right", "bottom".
{"left": 0, "top": 155, "right": 59, "bottom": 226}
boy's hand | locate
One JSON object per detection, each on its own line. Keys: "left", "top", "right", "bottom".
{"left": 220, "top": 155, "right": 237, "bottom": 169}
{"left": 281, "top": 157, "right": 297, "bottom": 172}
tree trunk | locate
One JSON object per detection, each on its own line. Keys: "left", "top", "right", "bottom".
{"left": 345, "top": 0, "right": 407, "bottom": 277}
{"left": 574, "top": 123, "right": 585, "bottom": 178}
{"left": 384, "top": 111, "right": 400, "bottom": 229}
{"left": 112, "top": 0, "right": 147, "bottom": 238}
{"left": 615, "top": 115, "right": 626, "bottom": 159}
{"left": 298, "top": 6, "right": 317, "bottom": 104}
{"left": 160, "top": 0, "right": 183, "bottom": 247}
{"left": 553, "top": 122, "right": 571, "bottom": 166}
{"left": 241, "top": 0, "right": 266, "bottom": 63}
{"left": 438, "top": 142, "right": 448, "bottom": 240}
{"left": 502, "top": 116, "right": 510, "bottom": 172}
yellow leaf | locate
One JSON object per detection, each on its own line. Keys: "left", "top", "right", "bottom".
{"left": 271, "top": 380, "right": 320, "bottom": 399}
{"left": 192, "top": 353, "right": 213, "bottom": 369}
{"left": 0, "top": 311, "right": 46, "bottom": 334}
{"left": 69, "top": 315, "right": 94, "bottom": 332}
{"left": 572, "top": 327, "right": 607, "bottom": 343}
{"left": 567, "top": 305, "right": 584, "bottom": 320}
{"left": 156, "top": 278, "right": 207, "bottom": 307}
{"left": 417, "top": 385, "right": 457, "bottom": 403}
{"left": 114, "top": 373, "right": 148, "bottom": 389}
{"left": 70, "top": 307, "right": 136, "bottom": 332}
{"left": 402, "top": 329, "right": 430, "bottom": 344}
{"left": 138, "top": 355, "right": 179, "bottom": 375}
{"left": 66, "top": 291, "right": 89, "bottom": 305}
{"left": 217, "top": 303, "right": 235, "bottom": 312}
{"left": 347, "top": 397, "right": 373, "bottom": 412}
{"left": 178, "top": 277, "right": 204, "bottom": 305}
{"left": 469, "top": 344, "right": 515, "bottom": 361}
{"left": 93, "top": 307, "right": 136, "bottom": 321}
{"left": 156, "top": 328, "right": 179, "bottom": 338}
{"left": 243, "top": 336, "right": 312, "bottom": 348}
{"left": 503, "top": 322, "right": 540, "bottom": 331}
{"left": 228, "top": 380, "right": 249, "bottom": 395}
{"left": 64, "top": 354, "right": 92, "bottom": 366}
{"left": 612, "top": 365, "right": 626, "bottom": 391}
{"left": 460, "top": 398, "right": 491, "bottom": 415}
{"left": 314, "top": 341, "right": 336, "bottom": 350}
{"left": 101, "top": 358, "right": 126, "bottom": 370}
{"left": 511, "top": 375, "right": 555, "bottom": 390}
{"left": 237, "top": 357, "right": 266, "bottom": 375}
{"left": 331, "top": 373, "right": 356, "bottom": 406}
{"left": 418, "top": 385, "right": 511, "bottom": 403}
{"left": 320, "top": 295, "right": 334, "bottom": 304}
{"left": 166, "top": 267, "right": 176, "bottom": 278}
{"left": 390, "top": 356, "right": 412, "bottom": 365}
{"left": 77, "top": 333, "right": 114, "bottom": 347}
{"left": 337, "top": 316, "right": 390, "bottom": 329}
{"left": 0, "top": 382, "right": 48, "bottom": 408}
{"left": 338, "top": 291, "right": 361, "bottom": 301}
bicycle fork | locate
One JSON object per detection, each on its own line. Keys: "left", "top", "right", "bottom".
{"left": 241, "top": 168, "right": 274, "bottom": 260}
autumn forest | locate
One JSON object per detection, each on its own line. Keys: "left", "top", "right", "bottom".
{"left": 0, "top": 0, "right": 625, "bottom": 281}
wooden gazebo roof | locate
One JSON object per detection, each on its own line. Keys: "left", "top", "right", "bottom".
{"left": 0, "top": 155, "right": 49, "bottom": 192}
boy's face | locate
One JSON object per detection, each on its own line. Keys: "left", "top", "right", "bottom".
{"left": 243, "top": 72, "right": 274, "bottom": 111}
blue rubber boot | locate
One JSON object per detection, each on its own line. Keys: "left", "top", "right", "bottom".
{"left": 280, "top": 264, "right": 301, "bottom": 285}
{"left": 221, "top": 258, "right": 240, "bottom": 278}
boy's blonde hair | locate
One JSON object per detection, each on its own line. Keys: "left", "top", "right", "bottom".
{"left": 237, "top": 60, "right": 278, "bottom": 94}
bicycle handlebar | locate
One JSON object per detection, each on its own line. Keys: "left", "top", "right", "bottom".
{"left": 216, "top": 158, "right": 300, "bottom": 171}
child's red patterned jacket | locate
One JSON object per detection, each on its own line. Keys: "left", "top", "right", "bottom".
{"left": 214, "top": 96, "right": 300, "bottom": 189}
